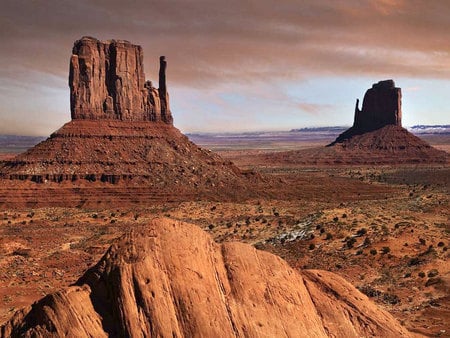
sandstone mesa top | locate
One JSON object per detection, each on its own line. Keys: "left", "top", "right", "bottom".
{"left": 69, "top": 36, "right": 172, "bottom": 124}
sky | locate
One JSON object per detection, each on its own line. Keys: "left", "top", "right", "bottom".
{"left": 1, "top": 0, "right": 449, "bottom": 136}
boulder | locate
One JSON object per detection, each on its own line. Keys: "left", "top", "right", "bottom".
{"left": 0, "top": 218, "right": 413, "bottom": 337}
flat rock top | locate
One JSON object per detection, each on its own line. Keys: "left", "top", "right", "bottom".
{"left": 1, "top": 218, "right": 413, "bottom": 337}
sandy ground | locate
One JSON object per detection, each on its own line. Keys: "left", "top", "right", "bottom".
{"left": 0, "top": 135, "right": 449, "bottom": 337}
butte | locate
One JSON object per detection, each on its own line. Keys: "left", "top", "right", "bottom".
{"left": 0, "top": 37, "right": 257, "bottom": 207}
{"left": 265, "top": 80, "right": 448, "bottom": 165}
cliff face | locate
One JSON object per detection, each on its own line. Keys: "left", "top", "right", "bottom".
{"left": 0, "top": 37, "right": 254, "bottom": 187}
{"left": 353, "top": 79, "right": 402, "bottom": 132}
{"left": 0, "top": 218, "right": 413, "bottom": 338}
{"left": 330, "top": 79, "right": 405, "bottom": 145}
{"left": 69, "top": 36, "right": 172, "bottom": 123}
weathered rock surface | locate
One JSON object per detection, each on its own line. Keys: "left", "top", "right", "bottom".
{"left": 70, "top": 36, "right": 172, "bottom": 123}
{"left": 0, "top": 218, "right": 413, "bottom": 337}
{"left": 331, "top": 79, "right": 402, "bottom": 144}
{"left": 0, "top": 37, "right": 256, "bottom": 194}
{"left": 261, "top": 125, "right": 448, "bottom": 165}
{"left": 0, "top": 120, "right": 257, "bottom": 200}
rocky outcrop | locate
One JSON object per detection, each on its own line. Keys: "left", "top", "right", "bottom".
{"left": 0, "top": 37, "right": 254, "bottom": 191}
{"left": 0, "top": 218, "right": 413, "bottom": 337}
{"left": 69, "top": 36, "right": 172, "bottom": 123}
{"left": 331, "top": 79, "right": 402, "bottom": 144}
{"left": 354, "top": 79, "right": 402, "bottom": 132}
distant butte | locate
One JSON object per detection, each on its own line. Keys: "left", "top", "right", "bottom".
{"left": 259, "top": 79, "right": 448, "bottom": 165}
{"left": 330, "top": 79, "right": 402, "bottom": 144}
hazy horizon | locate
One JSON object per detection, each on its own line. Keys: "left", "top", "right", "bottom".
{"left": 1, "top": 1, "right": 449, "bottom": 136}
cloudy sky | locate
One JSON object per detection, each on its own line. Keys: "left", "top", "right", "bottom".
{"left": 1, "top": 0, "right": 449, "bottom": 136}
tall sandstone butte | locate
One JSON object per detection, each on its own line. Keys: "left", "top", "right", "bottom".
{"left": 330, "top": 79, "right": 403, "bottom": 145}
{"left": 69, "top": 36, "right": 172, "bottom": 123}
{"left": 354, "top": 79, "right": 402, "bottom": 132}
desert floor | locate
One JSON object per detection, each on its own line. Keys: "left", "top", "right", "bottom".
{"left": 0, "top": 134, "right": 448, "bottom": 337}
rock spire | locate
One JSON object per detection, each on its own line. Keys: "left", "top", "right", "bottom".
{"left": 69, "top": 36, "right": 172, "bottom": 123}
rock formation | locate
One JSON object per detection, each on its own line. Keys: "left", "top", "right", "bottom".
{"left": 331, "top": 79, "right": 402, "bottom": 144}
{"left": 0, "top": 218, "right": 413, "bottom": 337}
{"left": 0, "top": 37, "right": 254, "bottom": 194}
{"left": 354, "top": 79, "right": 402, "bottom": 132}
{"left": 257, "top": 79, "right": 447, "bottom": 165}
{"left": 69, "top": 36, "right": 172, "bottom": 123}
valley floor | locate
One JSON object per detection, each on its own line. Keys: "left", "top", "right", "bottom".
{"left": 0, "top": 134, "right": 449, "bottom": 337}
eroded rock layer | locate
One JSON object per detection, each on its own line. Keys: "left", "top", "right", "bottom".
{"left": 260, "top": 125, "right": 448, "bottom": 165}
{"left": 0, "top": 218, "right": 412, "bottom": 338}
{"left": 70, "top": 36, "right": 172, "bottom": 123}
{"left": 0, "top": 120, "right": 249, "bottom": 189}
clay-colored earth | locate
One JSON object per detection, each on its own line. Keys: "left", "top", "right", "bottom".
{"left": 0, "top": 134, "right": 448, "bottom": 337}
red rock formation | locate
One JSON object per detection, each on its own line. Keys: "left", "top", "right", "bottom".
{"left": 332, "top": 79, "right": 402, "bottom": 144}
{"left": 0, "top": 218, "right": 413, "bottom": 337}
{"left": 69, "top": 36, "right": 172, "bottom": 123}
{"left": 0, "top": 37, "right": 252, "bottom": 189}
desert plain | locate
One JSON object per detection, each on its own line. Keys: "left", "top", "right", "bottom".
{"left": 0, "top": 130, "right": 448, "bottom": 337}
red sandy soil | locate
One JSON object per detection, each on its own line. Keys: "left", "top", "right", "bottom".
{"left": 0, "top": 133, "right": 448, "bottom": 336}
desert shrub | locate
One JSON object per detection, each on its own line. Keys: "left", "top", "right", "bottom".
{"left": 408, "top": 257, "right": 421, "bottom": 266}
{"left": 226, "top": 222, "right": 232, "bottom": 228}
{"left": 427, "top": 269, "right": 439, "bottom": 278}
{"left": 208, "top": 224, "right": 214, "bottom": 230}
{"left": 333, "top": 217, "right": 339, "bottom": 222}
{"left": 110, "top": 212, "right": 116, "bottom": 217}
{"left": 356, "top": 249, "right": 363, "bottom": 255}
{"left": 356, "top": 228, "right": 367, "bottom": 236}
{"left": 342, "top": 213, "right": 347, "bottom": 218}
{"left": 437, "top": 241, "right": 445, "bottom": 247}
{"left": 419, "top": 238, "right": 426, "bottom": 245}
{"left": 383, "top": 293, "right": 400, "bottom": 305}
{"left": 404, "top": 272, "right": 411, "bottom": 278}
{"left": 110, "top": 219, "right": 116, "bottom": 224}
{"left": 21, "top": 220, "right": 26, "bottom": 225}
{"left": 210, "top": 206, "right": 217, "bottom": 211}
{"left": 308, "top": 243, "right": 315, "bottom": 250}
{"left": 425, "top": 278, "right": 441, "bottom": 287}
{"left": 381, "top": 246, "right": 391, "bottom": 254}
{"left": 358, "top": 285, "right": 381, "bottom": 298}
{"left": 381, "top": 225, "right": 389, "bottom": 235}
{"left": 346, "top": 237, "right": 357, "bottom": 248}
{"left": 320, "top": 228, "right": 325, "bottom": 234}
{"left": 370, "top": 249, "right": 377, "bottom": 255}
{"left": 363, "top": 237, "right": 371, "bottom": 246}
{"left": 325, "top": 232, "right": 333, "bottom": 240}
{"left": 418, "top": 271, "right": 426, "bottom": 278}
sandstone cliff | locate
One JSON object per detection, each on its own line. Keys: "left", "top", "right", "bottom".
{"left": 331, "top": 79, "right": 402, "bottom": 144}
{"left": 0, "top": 218, "right": 413, "bottom": 337}
{"left": 70, "top": 36, "right": 172, "bottom": 123}
{"left": 0, "top": 37, "right": 254, "bottom": 190}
